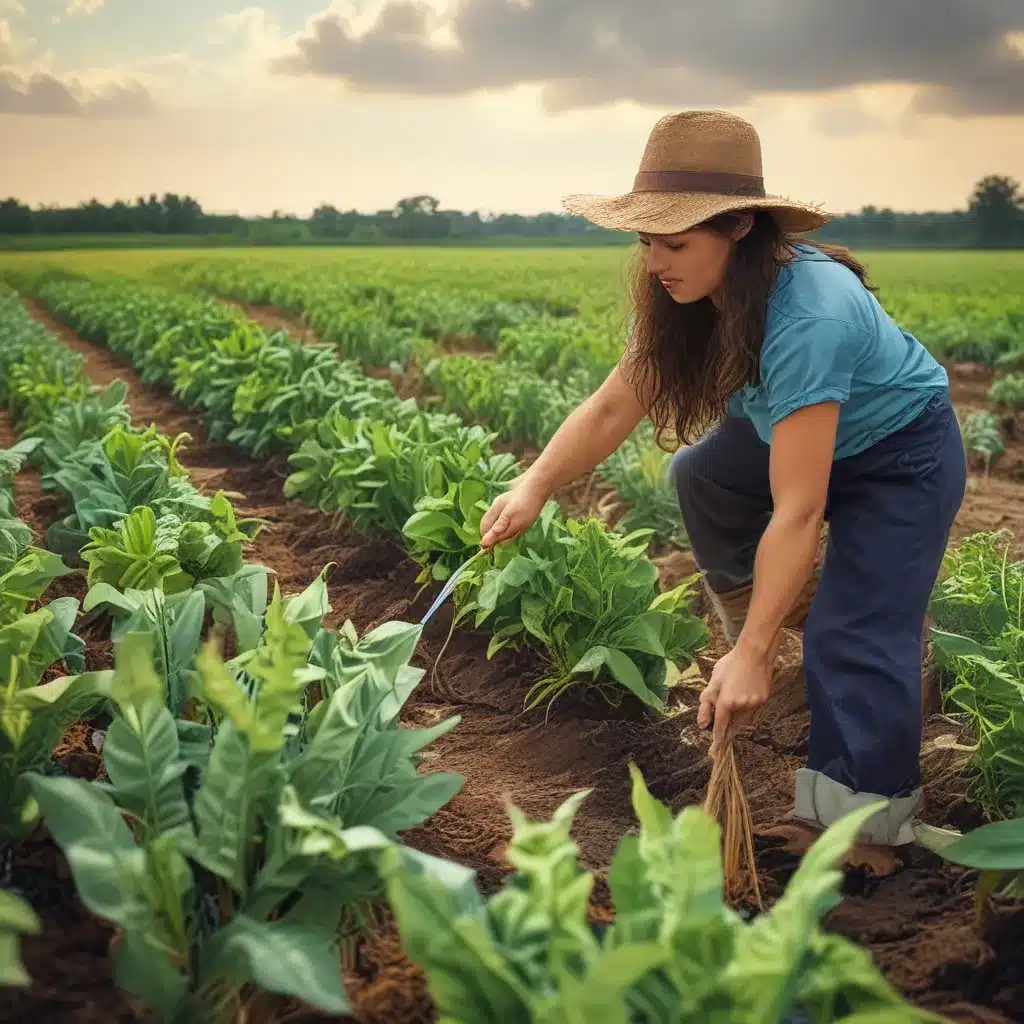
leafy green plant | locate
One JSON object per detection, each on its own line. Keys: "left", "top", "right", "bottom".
{"left": 79, "top": 494, "right": 260, "bottom": 596}
{"left": 0, "top": 888, "right": 41, "bottom": 988}
{"left": 84, "top": 583, "right": 206, "bottom": 717}
{"left": 81, "top": 505, "right": 194, "bottom": 594}
{"left": 27, "top": 590, "right": 462, "bottom": 1021}
{"left": 25, "top": 381, "right": 132, "bottom": 476}
{"left": 0, "top": 601, "right": 98, "bottom": 841}
{"left": 960, "top": 410, "right": 1005, "bottom": 475}
{"left": 6, "top": 349, "right": 90, "bottom": 431}
{"left": 987, "top": 373, "right": 1024, "bottom": 411}
{"left": 0, "top": 547, "right": 77, "bottom": 627}
{"left": 382, "top": 764, "right": 943, "bottom": 1024}
{"left": 286, "top": 410, "right": 517, "bottom": 544}
{"left": 928, "top": 532, "right": 1024, "bottom": 817}
{"left": 0, "top": 439, "right": 40, "bottom": 573}
{"left": 448, "top": 513, "right": 708, "bottom": 713}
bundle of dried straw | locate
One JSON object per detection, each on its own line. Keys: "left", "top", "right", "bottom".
{"left": 704, "top": 742, "right": 763, "bottom": 909}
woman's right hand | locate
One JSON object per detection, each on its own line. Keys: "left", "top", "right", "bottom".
{"left": 480, "top": 477, "right": 548, "bottom": 550}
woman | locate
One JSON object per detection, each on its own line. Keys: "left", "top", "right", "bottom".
{"left": 479, "top": 110, "right": 966, "bottom": 863}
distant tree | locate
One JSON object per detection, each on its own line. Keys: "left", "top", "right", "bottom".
{"left": 310, "top": 203, "right": 355, "bottom": 238}
{"left": 163, "top": 193, "right": 203, "bottom": 233}
{"left": 0, "top": 198, "right": 33, "bottom": 234}
{"left": 968, "top": 175, "right": 1024, "bottom": 247}
{"left": 390, "top": 195, "right": 447, "bottom": 239}
{"left": 135, "top": 194, "right": 164, "bottom": 233}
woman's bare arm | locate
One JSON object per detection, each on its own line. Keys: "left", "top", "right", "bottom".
{"left": 480, "top": 360, "right": 648, "bottom": 548}
{"left": 738, "top": 402, "right": 837, "bottom": 657}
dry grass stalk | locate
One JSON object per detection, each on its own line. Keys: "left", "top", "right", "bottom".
{"left": 703, "top": 742, "right": 763, "bottom": 909}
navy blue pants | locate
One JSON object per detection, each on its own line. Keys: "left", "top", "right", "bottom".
{"left": 671, "top": 392, "right": 966, "bottom": 805}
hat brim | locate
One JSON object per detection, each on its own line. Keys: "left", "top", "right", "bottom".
{"left": 561, "top": 190, "right": 830, "bottom": 235}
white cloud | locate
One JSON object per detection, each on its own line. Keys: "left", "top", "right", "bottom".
{"left": 66, "top": 0, "right": 104, "bottom": 15}
{"left": 211, "top": 6, "right": 283, "bottom": 56}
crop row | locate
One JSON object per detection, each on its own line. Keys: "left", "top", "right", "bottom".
{"left": 162, "top": 252, "right": 1024, "bottom": 368}
{"left": 0, "top": 284, "right": 947, "bottom": 1023}
{"left": 17, "top": 272, "right": 708, "bottom": 714}
{"left": 0, "top": 284, "right": 471, "bottom": 1014}
{"left": 160, "top": 259, "right": 689, "bottom": 548}
{"left": 159, "top": 258, "right": 1023, "bottom": 532}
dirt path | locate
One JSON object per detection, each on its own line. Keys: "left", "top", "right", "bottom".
{"left": 9, "top": 299, "right": 1023, "bottom": 1024}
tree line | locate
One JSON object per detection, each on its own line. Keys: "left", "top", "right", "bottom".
{"left": 1, "top": 175, "right": 1021, "bottom": 248}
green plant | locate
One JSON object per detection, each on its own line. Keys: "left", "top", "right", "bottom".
{"left": 960, "top": 410, "right": 1005, "bottom": 474}
{"left": 0, "top": 547, "right": 77, "bottom": 627}
{"left": 987, "top": 373, "right": 1024, "bottom": 410}
{"left": 928, "top": 532, "right": 1024, "bottom": 817}
{"left": 0, "top": 889, "right": 41, "bottom": 988}
{"left": 917, "top": 817, "right": 1024, "bottom": 920}
{"left": 447, "top": 513, "right": 708, "bottom": 713}
{"left": 0, "top": 602, "right": 98, "bottom": 841}
{"left": 286, "top": 410, "right": 516, "bottom": 546}
{"left": 382, "top": 764, "right": 944, "bottom": 1023}
{"left": 79, "top": 493, "right": 260, "bottom": 596}
{"left": 0, "top": 439, "right": 40, "bottom": 573}
{"left": 25, "top": 381, "right": 131, "bottom": 476}
{"left": 27, "top": 589, "right": 462, "bottom": 1021}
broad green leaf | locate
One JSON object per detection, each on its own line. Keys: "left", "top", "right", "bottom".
{"left": 934, "top": 816, "right": 1024, "bottom": 871}
{"left": 101, "top": 633, "right": 193, "bottom": 842}
{"left": 196, "top": 564, "right": 273, "bottom": 653}
{"left": 26, "top": 773, "right": 150, "bottom": 929}
{"left": 0, "top": 889, "right": 40, "bottom": 988}
{"left": 201, "top": 913, "right": 350, "bottom": 1014}
{"left": 570, "top": 646, "right": 663, "bottom": 710}
{"left": 930, "top": 628, "right": 991, "bottom": 663}
{"left": 536, "top": 942, "right": 667, "bottom": 1024}
{"left": 381, "top": 845, "right": 530, "bottom": 1022}
{"left": 192, "top": 720, "right": 277, "bottom": 893}
{"left": 283, "top": 564, "right": 334, "bottom": 639}
{"left": 114, "top": 927, "right": 189, "bottom": 1018}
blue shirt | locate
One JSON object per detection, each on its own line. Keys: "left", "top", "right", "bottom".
{"left": 727, "top": 245, "right": 948, "bottom": 459}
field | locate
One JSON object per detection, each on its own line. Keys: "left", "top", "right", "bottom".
{"left": 0, "top": 246, "right": 1022, "bottom": 1024}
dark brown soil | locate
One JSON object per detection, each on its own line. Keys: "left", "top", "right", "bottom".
{"left": 4, "top": 300, "right": 1023, "bottom": 1024}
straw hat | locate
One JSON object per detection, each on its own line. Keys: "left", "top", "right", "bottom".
{"left": 562, "top": 110, "right": 829, "bottom": 236}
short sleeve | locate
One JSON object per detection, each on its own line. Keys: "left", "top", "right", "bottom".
{"left": 760, "top": 315, "right": 866, "bottom": 427}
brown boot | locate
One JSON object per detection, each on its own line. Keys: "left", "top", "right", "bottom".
{"left": 704, "top": 570, "right": 819, "bottom": 646}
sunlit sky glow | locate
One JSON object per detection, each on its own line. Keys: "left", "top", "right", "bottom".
{"left": 3, "top": 1, "right": 1022, "bottom": 216}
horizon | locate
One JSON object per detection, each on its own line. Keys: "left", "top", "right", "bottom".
{"left": 2, "top": 2, "right": 1022, "bottom": 218}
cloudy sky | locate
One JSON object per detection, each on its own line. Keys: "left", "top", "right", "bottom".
{"left": 2, "top": 0, "right": 1022, "bottom": 216}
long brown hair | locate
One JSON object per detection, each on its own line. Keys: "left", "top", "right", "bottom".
{"left": 621, "top": 210, "right": 872, "bottom": 449}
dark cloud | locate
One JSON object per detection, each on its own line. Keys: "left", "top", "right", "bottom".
{"left": 274, "top": 0, "right": 1024, "bottom": 117}
{"left": 0, "top": 71, "right": 155, "bottom": 117}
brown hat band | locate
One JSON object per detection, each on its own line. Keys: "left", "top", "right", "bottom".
{"left": 631, "top": 170, "right": 766, "bottom": 197}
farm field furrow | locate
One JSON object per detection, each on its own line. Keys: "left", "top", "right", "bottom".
{"left": 0, "top": 268, "right": 1020, "bottom": 1021}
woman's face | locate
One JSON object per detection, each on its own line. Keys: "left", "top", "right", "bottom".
{"left": 639, "top": 217, "right": 751, "bottom": 305}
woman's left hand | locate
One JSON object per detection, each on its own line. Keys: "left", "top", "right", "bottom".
{"left": 697, "top": 644, "right": 774, "bottom": 758}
